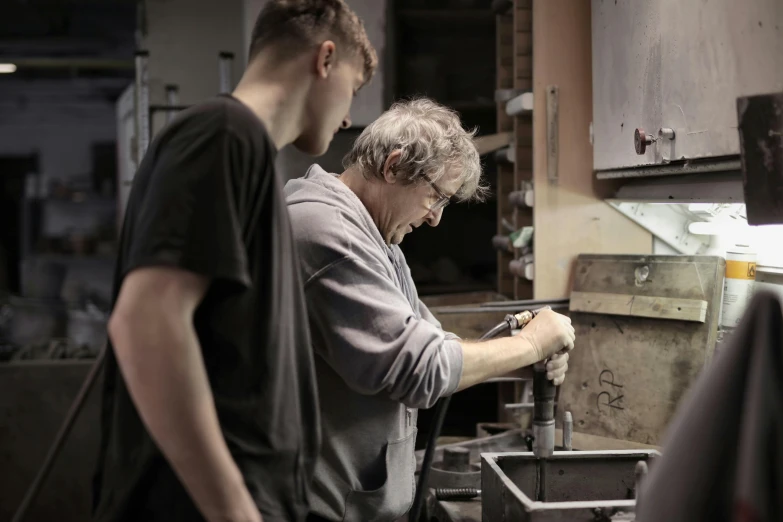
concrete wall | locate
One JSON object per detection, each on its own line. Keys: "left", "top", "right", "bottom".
{"left": 142, "top": 0, "right": 245, "bottom": 106}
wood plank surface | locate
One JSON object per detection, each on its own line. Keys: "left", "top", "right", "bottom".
{"left": 570, "top": 291, "right": 709, "bottom": 323}
{"left": 531, "top": 0, "right": 653, "bottom": 300}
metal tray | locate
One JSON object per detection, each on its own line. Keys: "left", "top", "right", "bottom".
{"left": 481, "top": 450, "right": 660, "bottom": 521}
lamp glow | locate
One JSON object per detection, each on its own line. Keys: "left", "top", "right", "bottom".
{"left": 0, "top": 64, "right": 17, "bottom": 74}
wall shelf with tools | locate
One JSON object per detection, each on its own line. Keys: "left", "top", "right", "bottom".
{"left": 493, "top": 0, "right": 653, "bottom": 301}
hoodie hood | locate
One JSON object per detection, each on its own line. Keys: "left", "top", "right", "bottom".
{"left": 285, "top": 164, "right": 390, "bottom": 255}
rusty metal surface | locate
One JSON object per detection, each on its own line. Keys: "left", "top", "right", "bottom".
{"left": 0, "top": 361, "right": 101, "bottom": 522}
{"left": 560, "top": 254, "right": 724, "bottom": 446}
{"left": 737, "top": 91, "right": 783, "bottom": 225}
{"left": 481, "top": 450, "right": 660, "bottom": 521}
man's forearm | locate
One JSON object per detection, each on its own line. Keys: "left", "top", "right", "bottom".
{"left": 455, "top": 336, "right": 540, "bottom": 391}
{"left": 110, "top": 311, "right": 259, "bottom": 522}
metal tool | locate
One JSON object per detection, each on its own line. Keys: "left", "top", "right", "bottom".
{"left": 532, "top": 354, "right": 559, "bottom": 502}
{"left": 411, "top": 308, "right": 543, "bottom": 521}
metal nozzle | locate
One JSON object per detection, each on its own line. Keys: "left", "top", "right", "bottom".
{"left": 513, "top": 310, "right": 534, "bottom": 328}
{"left": 563, "top": 411, "right": 573, "bottom": 451}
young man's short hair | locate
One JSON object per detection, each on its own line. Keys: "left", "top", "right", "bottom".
{"left": 249, "top": 0, "right": 377, "bottom": 82}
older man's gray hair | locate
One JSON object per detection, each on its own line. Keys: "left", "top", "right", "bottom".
{"left": 343, "top": 97, "right": 489, "bottom": 202}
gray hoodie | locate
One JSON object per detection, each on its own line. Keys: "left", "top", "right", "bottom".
{"left": 285, "top": 164, "right": 463, "bottom": 522}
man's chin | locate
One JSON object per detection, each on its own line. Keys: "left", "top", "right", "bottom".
{"left": 293, "top": 135, "right": 331, "bottom": 157}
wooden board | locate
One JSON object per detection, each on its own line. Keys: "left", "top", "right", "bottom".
{"left": 512, "top": 0, "right": 534, "bottom": 301}
{"left": 531, "top": 0, "right": 653, "bottom": 300}
{"left": 559, "top": 254, "right": 725, "bottom": 446}
{"left": 496, "top": 11, "right": 515, "bottom": 298}
{"left": 554, "top": 429, "right": 661, "bottom": 452}
{"left": 570, "top": 291, "right": 709, "bottom": 323}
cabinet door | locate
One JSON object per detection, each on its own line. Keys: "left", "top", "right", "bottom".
{"left": 659, "top": 0, "right": 783, "bottom": 162}
{"left": 592, "top": 0, "right": 663, "bottom": 171}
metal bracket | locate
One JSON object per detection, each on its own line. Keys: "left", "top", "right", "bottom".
{"left": 547, "top": 86, "right": 559, "bottom": 185}
{"left": 607, "top": 201, "right": 711, "bottom": 255}
{"left": 133, "top": 50, "right": 150, "bottom": 168}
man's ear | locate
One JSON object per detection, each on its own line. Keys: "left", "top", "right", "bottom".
{"left": 316, "top": 40, "right": 337, "bottom": 79}
{"left": 382, "top": 150, "right": 403, "bottom": 184}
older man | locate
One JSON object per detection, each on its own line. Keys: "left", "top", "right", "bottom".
{"left": 285, "top": 98, "right": 575, "bottom": 522}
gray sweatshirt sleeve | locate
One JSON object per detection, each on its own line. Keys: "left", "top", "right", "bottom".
{"left": 418, "top": 299, "right": 461, "bottom": 342}
{"left": 305, "top": 256, "right": 464, "bottom": 409}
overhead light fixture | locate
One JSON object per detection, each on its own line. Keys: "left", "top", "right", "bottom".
{"left": 0, "top": 63, "right": 17, "bottom": 74}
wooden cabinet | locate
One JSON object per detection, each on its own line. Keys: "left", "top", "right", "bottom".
{"left": 592, "top": 0, "right": 783, "bottom": 172}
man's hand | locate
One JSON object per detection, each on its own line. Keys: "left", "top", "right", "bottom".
{"left": 545, "top": 351, "right": 569, "bottom": 385}
{"left": 517, "top": 309, "right": 575, "bottom": 361}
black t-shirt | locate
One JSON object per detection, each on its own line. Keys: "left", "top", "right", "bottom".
{"left": 93, "top": 95, "right": 319, "bottom": 522}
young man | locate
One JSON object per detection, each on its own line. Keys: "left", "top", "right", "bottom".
{"left": 285, "top": 98, "right": 575, "bottom": 522}
{"left": 92, "top": 2, "right": 376, "bottom": 522}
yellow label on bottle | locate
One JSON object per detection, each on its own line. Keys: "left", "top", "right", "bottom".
{"left": 725, "top": 260, "right": 757, "bottom": 280}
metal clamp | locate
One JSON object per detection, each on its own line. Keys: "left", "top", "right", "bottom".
{"left": 547, "top": 86, "right": 559, "bottom": 185}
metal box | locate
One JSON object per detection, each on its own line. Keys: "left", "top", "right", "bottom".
{"left": 592, "top": 0, "right": 783, "bottom": 172}
{"left": 481, "top": 450, "right": 660, "bottom": 521}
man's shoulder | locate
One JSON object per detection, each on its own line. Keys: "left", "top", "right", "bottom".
{"left": 167, "top": 96, "right": 272, "bottom": 149}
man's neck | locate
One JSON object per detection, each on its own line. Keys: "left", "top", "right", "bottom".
{"left": 339, "top": 167, "right": 391, "bottom": 244}
{"left": 231, "top": 57, "right": 310, "bottom": 150}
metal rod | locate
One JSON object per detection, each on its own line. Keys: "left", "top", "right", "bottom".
{"left": 11, "top": 347, "right": 107, "bottom": 522}
{"left": 480, "top": 298, "right": 570, "bottom": 308}
{"left": 432, "top": 303, "right": 569, "bottom": 315}
{"left": 635, "top": 460, "right": 649, "bottom": 502}
{"left": 218, "top": 52, "right": 234, "bottom": 94}
{"left": 165, "top": 84, "right": 180, "bottom": 124}
{"left": 134, "top": 50, "right": 150, "bottom": 167}
{"left": 563, "top": 411, "right": 573, "bottom": 451}
{"left": 504, "top": 402, "right": 534, "bottom": 409}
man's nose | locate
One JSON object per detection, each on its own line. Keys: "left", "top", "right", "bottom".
{"left": 341, "top": 114, "right": 352, "bottom": 129}
{"left": 426, "top": 207, "right": 443, "bottom": 227}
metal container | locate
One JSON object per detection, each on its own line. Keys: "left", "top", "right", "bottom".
{"left": 481, "top": 450, "right": 660, "bottom": 521}
{"left": 721, "top": 246, "right": 757, "bottom": 328}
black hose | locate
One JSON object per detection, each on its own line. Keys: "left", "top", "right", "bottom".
{"left": 409, "top": 318, "right": 512, "bottom": 521}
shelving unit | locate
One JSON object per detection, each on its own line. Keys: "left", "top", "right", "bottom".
{"left": 392, "top": 0, "right": 499, "bottom": 296}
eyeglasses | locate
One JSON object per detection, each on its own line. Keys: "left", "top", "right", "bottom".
{"left": 420, "top": 173, "right": 452, "bottom": 212}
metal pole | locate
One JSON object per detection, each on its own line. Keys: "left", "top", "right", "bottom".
{"left": 218, "top": 52, "right": 234, "bottom": 94}
{"left": 165, "top": 84, "right": 180, "bottom": 124}
{"left": 134, "top": 51, "right": 150, "bottom": 167}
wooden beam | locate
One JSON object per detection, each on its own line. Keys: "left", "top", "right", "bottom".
{"left": 569, "top": 291, "right": 709, "bottom": 323}
{"left": 531, "top": 0, "right": 652, "bottom": 300}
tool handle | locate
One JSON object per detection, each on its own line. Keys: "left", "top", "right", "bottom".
{"left": 435, "top": 488, "right": 481, "bottom": 501}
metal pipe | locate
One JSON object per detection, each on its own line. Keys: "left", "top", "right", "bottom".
{"left": 480, "top": 298, "right": 570, "bottom": 308}
{"left": 11, "top": 348, "right": 107, "bottom": 522}
{"left": 165, "top": 84, "right": 180, "bottom": 124}
{"left": 218, "top": 52, "right": 234, "bottom": 94}
{"left": 134, "top": 51, "right": 150, "bottom": 167}
{"left": 432, "top": 303, "right": 569, "bottom": 315}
